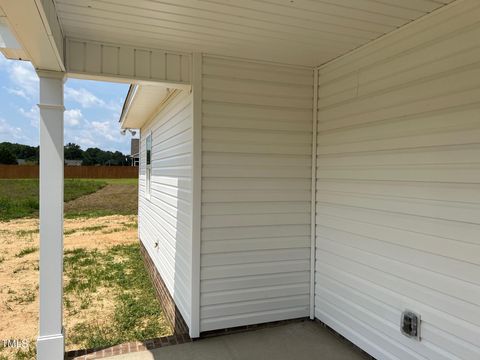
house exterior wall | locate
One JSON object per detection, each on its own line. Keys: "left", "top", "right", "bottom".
{"left": 139, "top": 89, "right": 193, "bottom": 330}
{"left": 314, "top": 1, "right": 480, "bottom": 359}
{"left": 199, "top": 55, "right": 314, "bottom": 332}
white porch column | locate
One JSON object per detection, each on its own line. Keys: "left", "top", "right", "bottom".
{"left": 36, "top": 70, "right": 65, "bottom": 360}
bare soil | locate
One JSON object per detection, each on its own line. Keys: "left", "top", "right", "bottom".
{"left": 0, "top": 215, "right": 138, "bottom": 357}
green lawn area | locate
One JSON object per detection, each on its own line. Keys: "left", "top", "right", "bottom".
{"left": 0, "top": 176, "right": 171, "bottom": 360}
{"left": 0, "top": 178, "right": 138, "bottom": 221}
{"left": 64, "top": 243, "right": 170, "bottom": 349}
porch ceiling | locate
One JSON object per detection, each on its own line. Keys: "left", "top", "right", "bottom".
{"left": 54, "top": 0, "right": 455, "bottom": 66}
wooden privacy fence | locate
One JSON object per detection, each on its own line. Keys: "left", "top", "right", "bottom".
{"left": 0, "top": 165, "right": 138, "bottom": 179}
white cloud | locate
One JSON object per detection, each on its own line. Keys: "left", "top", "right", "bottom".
{"left": 65, "top": 116, "right": 124, "bottom": 151}
{"left": 64, "top": 87, "right": 104, "bottom": 108}
{"left": 64, "top": 87, "right": 121, "bottom": 112}
{"left": 7, "top": 88, "right": 29, "bottom": 98}
{"left": 0, "top": 118, "right": 28, "bottom": 142}
{"left": 0, "top": 54, "right": 8, "bottom": 66}
{"left": 90, "top": 120, "right": 122, "bottom": 142}
{"left": 90, "top": 120, "right": 110, "bottom": 133}
{"left": 18, "top": 105, "right": 39, "bottom": 127}
{"left": 65, "top": 109, "right": 83, "bottom": 127}
{"left": 6, "top": 61, "right": 38, "bottom": 100}
{"left": 20, "top": 107, "right": 84, "bottom": 128}
{"left": 70, "top": 131, "right": 97, "bottom": 149}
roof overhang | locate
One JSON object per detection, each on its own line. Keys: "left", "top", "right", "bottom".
{"left": 119, "top": 84, "right": 180, "bottom": 130}
{"left": 0, "top": 0, "right": 64, "bottom": 71}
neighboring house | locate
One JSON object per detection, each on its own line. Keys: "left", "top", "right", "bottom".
{"left": 130, "top": 138, "right": 139, "bottom": 167}
{"left": 1, "top": 1, "right": 479, "bottom": 360}
{"left": 64, "top": 159, "right": 82, "bottom": 166}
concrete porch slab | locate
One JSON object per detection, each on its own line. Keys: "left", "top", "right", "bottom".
{"left": 109, "top": 321, "right": 372, "bottom": 360}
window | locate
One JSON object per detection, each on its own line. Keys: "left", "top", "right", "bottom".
{"left": 146, "top": 133, "right": 152, "bottom": 198}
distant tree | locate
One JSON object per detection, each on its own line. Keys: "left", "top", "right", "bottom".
{"left": 0, "top": 142, "right": 38, "bottom": 163}
{"left": 0, "top": 142, "right": 130, "bottom": 166}
{"left": 81, "top": 147, "right": 129, "bottom": 166}
{"left": 97, "top": 150, "right": 112, "bottom": 165}
{"left": 112, "top": 151, "right": 130, "bottom": 166}
{"left": 64, "top": 143, "right": 83, "bottom": 160}
{"left": 82, "top": 147, "right": 102, "bottom": 165}
{"left": 16, "top": 144, "right": 37, "bottom": 160}
{"left": 0, "top": 147, "right": 17, "bottom": 164}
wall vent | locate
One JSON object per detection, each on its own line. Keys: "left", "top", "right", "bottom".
{"left": 401, "top": 310, "right": 421, "bottom": 341}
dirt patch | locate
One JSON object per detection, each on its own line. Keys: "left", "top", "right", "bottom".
{"left": 64, "top": 184, "right": 138, "bottom": 216}
{"left": 0, "top": 215, "right": 139, "bottom": 357}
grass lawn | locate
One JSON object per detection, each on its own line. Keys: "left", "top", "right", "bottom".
{"left": 64, "top": 243, "right": 170, "bottom": 349}
{"left": 64, "top": 178, "right": 138, "bottom": 218}
{"left": 0, "top": 178, "right": 138, "bottom": 221}
{"left": 0, "top": 179, "right": 106, "bottom": 221}
{"left": 0, "top": 177, "right": 171, "bottom": 360}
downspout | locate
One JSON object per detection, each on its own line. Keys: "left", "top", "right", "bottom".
{"left": 309, "top": 68, "right": 319, "bottom": 320}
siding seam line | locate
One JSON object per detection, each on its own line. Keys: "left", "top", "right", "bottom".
{"left": 310, "top": 68, "right": 319, "bottom": 319}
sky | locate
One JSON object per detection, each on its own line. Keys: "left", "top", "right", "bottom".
{"left": 0, "top": 55, "right": 134, "bottom": 154}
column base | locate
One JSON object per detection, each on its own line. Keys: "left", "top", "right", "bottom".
{"left": 36, "top": 329, "right": 64, "bottom": 360}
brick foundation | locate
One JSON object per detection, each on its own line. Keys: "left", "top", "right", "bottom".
{"left": 139, "top": 240, "right": 190, "bottom": 335}
{"left": 65, "top": 334, "right": 191, "bottom": 360}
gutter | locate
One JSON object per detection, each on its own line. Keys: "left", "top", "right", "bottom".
{"left": 119, "top": 84, "right": 139, "bottom": 128}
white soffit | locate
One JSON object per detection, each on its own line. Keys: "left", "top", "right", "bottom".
{"left": 54, "top": 0, "right": 455, "bottom": 66}
{"left": 0, "top": 0, "right": 64, "bottom": 70}
{"left": 120, "top": 85, "right": 173, "bottom": 129}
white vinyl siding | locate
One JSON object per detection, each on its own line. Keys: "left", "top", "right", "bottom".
{"left": 139, "top": 90, "right": 193, "bottom": 328}
{"left": 199, "top": 56, "right": 313, "bottom": 332}
{"left": 314, "top": 1, "right": 480, "bottom": 360}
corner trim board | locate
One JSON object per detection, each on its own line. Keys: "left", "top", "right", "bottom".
{"left": 190, "top": 52, "right": 203, "bottom": 338}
